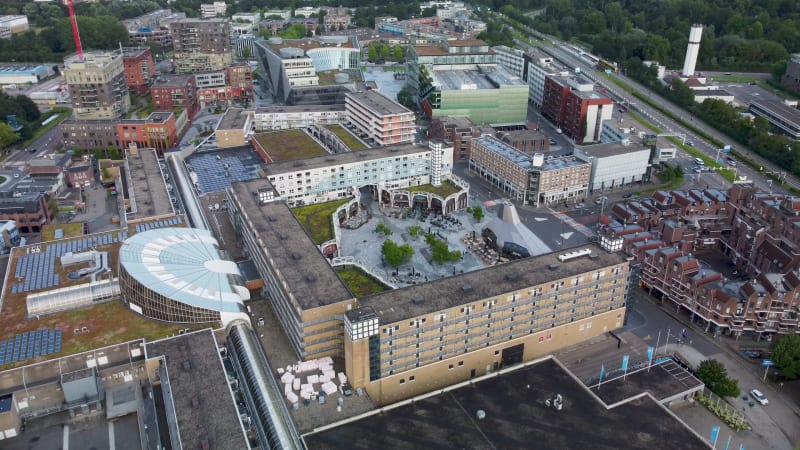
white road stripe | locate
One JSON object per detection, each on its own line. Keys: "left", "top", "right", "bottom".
{"left": 63, "top": 424, "right": 69, "bottom": 450}
{"left": 109, "top": 420, "right": 115, "bottom": 450}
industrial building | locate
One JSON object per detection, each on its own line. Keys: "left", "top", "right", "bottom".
{"left": 574, "top": 140, "right": 651, "bottom": 192}
{"left": 749, "top": 100, "right": 800, "bottom": 140}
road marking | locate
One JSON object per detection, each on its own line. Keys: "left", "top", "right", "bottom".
{"left": 109, "top": 420, "right": 115, "bottom": 450}
{"left": 63, "top": 424, "right": 69, "bottom": 450}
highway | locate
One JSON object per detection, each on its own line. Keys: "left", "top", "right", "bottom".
{"left": 508, "top": 25, "right": 795, "bottom": 195}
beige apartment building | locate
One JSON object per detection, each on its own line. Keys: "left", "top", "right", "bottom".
{"left": 63, "top": 51, "right": 131, "bottom": 119}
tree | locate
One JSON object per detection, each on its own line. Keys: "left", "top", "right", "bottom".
{"left": 0, "top": 123, "right": 19, "bottom": 149}
{"left": 374, "top": 221, "right": 393, "bottom": 236}
{"left": 771, "top": 334, "right": 800, "bottom": 379}
{"left": 425, "top": 233, "right": 461, "bottom": 264}
{"left": 695, "top": 359, "right": 740, "bottom": 397}
{"left": 380, "top": 44, "right": 390, "bottom": 62}
{"left": 471, "top": 205, "right": 484, "bottom": 222}
{"left": 396, "top": 86, "right": 414, "bottom": 108}
{"left": 382, "top": 239, "right": 414, "bottom": 267}
{"left": 368, "top": 43, "right": 378, "bottom": 61}
{"left": 393, "top": 45, "right": 404, "bottom": 61}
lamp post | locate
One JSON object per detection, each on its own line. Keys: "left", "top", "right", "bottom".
{"left": 599, "top": 196, "right": 608, "bottom": 218}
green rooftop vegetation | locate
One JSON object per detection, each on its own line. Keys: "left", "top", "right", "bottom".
{"left": 336, "top": 267, "right": 391, "bottom": 297}
{"left": 291, "top": 198, "right": 351, "bottom": 244}
{"left": 326, "top": 124, "right": 367, "bottom": 151}
{"left": 254, "top": 129, "right": 329, "bottom": 162}
{"left": 407, "top": 180, "right": 462, "bottom": 198}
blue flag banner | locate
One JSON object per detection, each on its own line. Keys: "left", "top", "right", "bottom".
{"left": 739, "top": 445, "right": 745, "bottom": 450}
{"left": 621, "top": 355, "right": 629, "bottom": 372}
{"left": 710, "top": 426, "right": 720, "bottom": 443}
{"left": 647, "top": 346, "right": 654, "bottom": 363}
{"left": 599, "top": 363, "right": 605, "bottom": 382}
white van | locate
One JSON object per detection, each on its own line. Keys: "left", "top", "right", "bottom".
{"left": 694, "top": 158, "right": 704, "bottom": 166}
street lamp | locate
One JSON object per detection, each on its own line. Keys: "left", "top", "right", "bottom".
{"left": 599, "top": 196, "right": 608, "bottom": 218}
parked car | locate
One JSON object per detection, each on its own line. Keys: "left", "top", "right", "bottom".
{"left": 750, "top": 389, "right": 768, "bottom": 405}
{"left": 622, "top": 193, "right": 633, "bottom": 199}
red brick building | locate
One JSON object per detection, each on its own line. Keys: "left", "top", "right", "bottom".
{"left": 227, "top": 64, "right": 253, "bottom": 104}
{"left": 541, "top": 75, "right": 612, "bottom": 143}
{"left": 150, "top": 74, "right": 199, "bottom": 120}
{"left": 122, "top": 47, "right": 156, "bottom": 95}
{"left": 60, "top": 112, "right": 179, "bottom": 155}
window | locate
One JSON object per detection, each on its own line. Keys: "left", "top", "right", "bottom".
{"left": 400, "top": 379, "right": 406, "bottom": 384}
{"left": 458, "top": 361, "right": 464, "bottom": 366}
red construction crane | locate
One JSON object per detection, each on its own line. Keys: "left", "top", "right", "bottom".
{"left": 66, "top": 0, "right": 84, "bottom": 61}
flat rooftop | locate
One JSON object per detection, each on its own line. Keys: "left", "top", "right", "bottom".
{"left": 126, "top": 148, "right": 174, "bottom": 220}
{"left": 261, "top": 143, "right": 427, "bottom": 175}
{"left": 750, "top": 100, "right": 800, "bottom": 129}
{"left": 218, "top": 107, "right": 248, "bottom": 130}
{"left": 432, "top": 67, "right": 525, "bottom": 91}
{"left": 253, "top": 104, "right": 345, "bottom": 114}
{"left": 590, "top": 359, "right": 704, "bottom": 405}
{"left": 185, "top": 146, "right": 261, "bottom": 194}
{"left": 413, "top": 45, "right": 493, "bottom": 57}
{"left": 254, "top": 130, "right": 330, "bottom": 162}
{"left": 264, "top": 36, "right": 355, "bottom": 53}
{"left": 151, "top": 74, "right": 194, "bottom": 89}
{"left": 146, "top": 329, "right": 248, "bottom": 450}
{"left": 360, "top": 243, "right": 628, "bottom": 324}
{"left": 580, "top": 141, "right": 649, "bottom": 157}
{"left": 302, "top": 357, "right": 708, "bottom": 449}
{"left": 228, "top": 180, "right": 354, "bottom": 310}
{"left": 346, "top": 90, "right": 412, "bottom": 116}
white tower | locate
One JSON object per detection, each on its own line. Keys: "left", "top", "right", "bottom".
{"left": 682, "top": 24, "right": 703, "bottom": 77}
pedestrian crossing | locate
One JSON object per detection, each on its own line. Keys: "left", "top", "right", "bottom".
{"left": 550, "top": 210, "right": 594, "bottom": 237}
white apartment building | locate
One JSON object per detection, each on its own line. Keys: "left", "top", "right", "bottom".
{"left": 527, "top": 54, "right": 569, "bottom": 108}
{"left": 231, "top": 12, "right": 260, "bottom": 34}
{"left": 252, "top": 105, "right": 346, "bottom": 130}
{"left": 574, "top": 141, "right": 651, "bottom": 192}
{"left": 294, "top": 7, "right": 320, "bottom": 18}
{"left": 263, "top": 10, "right": 292, "bottom": 20}
{"left": 492, "top": 46, "right": 526, "bottom": 80}
{"left": 345, "top": 90, "right": 415, "bottom": 146}
{"left": 263, "top": 141, "right": 454, "bottom": 206}
{"left": 200, "top": 1, "right": 227, "bottom": 18}
{"left": 0, "top": 15, "right": 28, "bottom": 38}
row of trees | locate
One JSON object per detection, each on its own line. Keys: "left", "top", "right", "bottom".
{"left": 495, "top": 0, "right": 796, "bottom": 72}
{"left": 380, "top": 232, "right": 463, "bottom": 267}
{"left": 366, "top": 42, "right": 404, "bottom": 63}
{"left": 622, "top": 58, "right": 800, "bottom": 177}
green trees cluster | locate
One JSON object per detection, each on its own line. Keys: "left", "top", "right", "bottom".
{"left": 367, "top": 42, "right": 404, "bottom": 63}
{"left": 771, "top": 334, "right": 800, "bottom": 379}
{"left": 495, "top": 0, "right": 796, "bottom": 72}
{"left": 476, "top": 19, "right": 514, "bottom": 47}
{"left": 695, "top": 359, "right": 740, "bottom": 398}
{"left": 425, "top": 233, "right": 461, "bottom": 264}
{"left": 374, "top": 221, "right": 393, "bottom": 236}
{"left": 0, "top": 93, "right": 41, "bottom": 143}
{"left": 382, "top": 239, "right": 414, "bottom": 267}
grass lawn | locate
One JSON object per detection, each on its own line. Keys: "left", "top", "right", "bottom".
{"left": 336, "top": 267, "right": 391, "bottom": 297}
{"left": 0, "top": 298, "right": 204, "bottom": 370}
{"left": 709, "top": 76, "right": 759, "bottom": 83}
{"left": 253, "top": 130, "right": 329, "bottom": 162}
{"left": 0, "top": 175, "right": 5, "bottom": 183}
{"left": 41, "top": 222, "right": 84, "bottom": 241}
{"left": 408, "top": 180, "right": 462, "bottom": 198}
{"left": 326, "top": 124, "right": 367, "bottom": 151}
{"left": 291, "top": 198, "right": 351, "bottom": 244}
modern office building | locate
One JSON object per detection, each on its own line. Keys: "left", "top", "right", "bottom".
{"left": 345, "top": 90, "right": 415, "bottom": 146}
{"left": 469, "top": 136, "right": 590, "bottom": 206}
{"left": 492, "top": 45, "right": 527, "bottom": 79}
{"left": 150, "top": 74, "right": 199, "bottom": 120}
{"left": 121, "top": 47, "right": 156, "bottom": 95}
{"left": 409, "top": 40, "right": 528, "bottom": 125}
{"left": 118, "top": 227, "right": 250, "bottom": 326}
{"left": 542, "top": 74, "right": 613, "bottom": 143}
{"left": 527, "top": 49, "right": 570, "bottom": 108}
{"left": 254, "top": 36, "right": 361, "bottom": 105}
{"left": 251, "top": 104, "right": 346, "bottom": 131}
{"left": 574, "top": 141, "right": 651, "bottom": 192}
{"left": 169, "top": 18, "right": 233, "bottom": 74}
{"left": 749, "top": 101, "right": 800, "bottom": 140}
{"left": 228, "top": 172, "right": 630, "bottom": 404}
{"left": 63, "top": 51, "right": 131, "bottom": 119}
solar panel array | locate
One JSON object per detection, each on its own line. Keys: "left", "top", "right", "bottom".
{"left": 11, "top": 231, "right": 128, "bottom": 294}
{"left": 189, "top": 153, "right": 260, "bottom": 194}
{"left": 0, "top": 329, "right": 62, "bottom": 365}
{"left": 134, "top": 215, "right": 184, "bottom": 233}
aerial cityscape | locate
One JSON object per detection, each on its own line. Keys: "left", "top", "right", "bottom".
{"left": 0, "top": 0, "right": 799, "bottom": 449}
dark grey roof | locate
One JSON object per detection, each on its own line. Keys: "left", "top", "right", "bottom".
{"left": 360, "top": 243, "right": 628, "bottom": 324}
{"left": 302, "top": 358, "right": 709, "bottom": 450}
{"left": 580, "top": 141, "right": 649, "bottom": 158}
{"left": 228, "top": 179, "right": 354, "bottom": 309}
{"left": 146, "top": 330, "right": 248, "bottom": 450}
